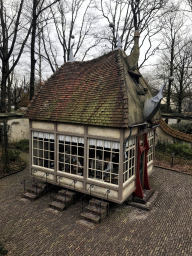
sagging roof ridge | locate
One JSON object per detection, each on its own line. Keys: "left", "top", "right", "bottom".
{"left": 28, "top": 49, "right": 124, "bottom": 109}
{"left": 26, "top": 48, "right": 129, "bottom": 128}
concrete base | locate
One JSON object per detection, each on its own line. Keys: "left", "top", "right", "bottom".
{"left": 127, "top": 190, "right": 159, "bottom": 211}
{"left": 132, "top": 189, "right": 155, "bottom": 204}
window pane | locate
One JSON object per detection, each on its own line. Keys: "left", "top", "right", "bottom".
{"left": 32, "top": 132, "right": 55, "bottom": 170}
{"left": 123, "top": 137, "right": 136, "bottom": 183}
{"left": 57, "top": 136, "right": 84, "bottom": 176}
{"left": 88, "top": 138, "right": 119, "bottom": 184}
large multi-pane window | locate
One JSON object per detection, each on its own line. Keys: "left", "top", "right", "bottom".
{"left": 147, "top": 130, "right": 154, "bottom": 163}
{"left": 32, "top": 132, "right": 55, "bottom": 169}
{"left": 123, "top": 138, "right": 136, "bottom": 183}
{"left": 58, "top": 135, "right": 84, "bottom": 176}
{"left": 88, "top": 139, "right": 120, "bottom": 185}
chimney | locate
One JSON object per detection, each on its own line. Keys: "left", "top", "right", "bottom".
{"left": 125, "top": 30, "right": 140, "bottom": 71}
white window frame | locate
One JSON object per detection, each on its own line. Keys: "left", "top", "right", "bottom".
{"left": 88, "top": 139, "right": 120, "bottom": 185}
{"left": 147, "top": 130, "right": 154, "bottom": 164}
{"left": 123, "top": 137, "right": 136, "bottom": 183}
{"left": 57, "top": 135, "right": 84, "bottom": 176}
{"left": 32, "top": 131, "right": 55, "bottom": 171}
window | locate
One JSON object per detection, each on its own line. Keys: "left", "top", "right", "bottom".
{"left": 58, "top": 135, "right": 84, "bottom": 176}
{"left": 32, "top": 132, "right": 55, "bottom": 169}
{"left": 88, "top": 139, "right": 120, "bottom": 185}
{"left": 129, "top": 71, "right": 145, "bottom": 95}
{"left": 123, "top": 138, "right": 136, "bottom": 183}
{"left": 147, "top": 130, "right": 154, "bottom": 163}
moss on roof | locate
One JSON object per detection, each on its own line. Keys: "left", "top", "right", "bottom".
{"left": 26, "top": 49, "right": 160, "bottom": 128}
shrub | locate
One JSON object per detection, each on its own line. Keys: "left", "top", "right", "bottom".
{"left": 8, "top": 150, "right": 20, "bottom": 161}
{"left": 156, "top": 141, "right": 192, "bottom": 160}
{"left": 0, "top": 241, "right": 8, "bottom": 255}
{"left": 170, "top": 122, "right": 192, "bottom": 134}
{"left": 156, "top": 141, "right": 167, "bottom": 152}
{"left": 1, "top": 150, "right": 20, "bottom": 163}
{"left": 15, "top": 139, "right": 29, "bottom": 151}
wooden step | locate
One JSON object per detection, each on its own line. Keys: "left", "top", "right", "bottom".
{"left": 85, "top": 205, "right": 106, "bottom": 217}
{"left": 54, "top": 195, "right": 72, "bottom": 206}
{"left": 32, "top": 182, "right": 46, "bottom": 190}
{"left": 89, "top": 198, "right": 108, "bottom": 209}
{"left": 49, "top": 201, "right": 66, "bottom": 211}
{"left": 81, "top": 212, "right": 100, "bottom": 224}
{"left": 27, "top": 187, "right": 44, "bottom": 195}
{"left": 22, "top": 192, "right": 38, "bottom": 201}
{"left": 77, "top": 219, "right": 95, "bottom": 228}
{"left": 58, "top": 189, "right": 75, "bottom": 199}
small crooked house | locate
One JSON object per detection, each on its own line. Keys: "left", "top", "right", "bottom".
{"left": 26, "top": 32, "right": 161, "bottom": 203}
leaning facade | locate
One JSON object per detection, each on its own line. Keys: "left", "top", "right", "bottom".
{"left": 26, "top": 32, "right": 160, "bottom": 204}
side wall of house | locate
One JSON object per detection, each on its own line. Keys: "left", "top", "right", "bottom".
{"left": 30, "top": 121, "right": 126, "bottom": 203}
{"left": 8, "top": 118, "right": 29, "bottom": 142}
{"left": 30, "top": 121, "right": 155, "bottom": 203}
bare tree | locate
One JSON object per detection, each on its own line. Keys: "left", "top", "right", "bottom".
{"left": 29, "top": 0, "right": 60, "bottom": 101}
{"left": 99, "top": 0, "right": 167, "bottom": 66}
{"left": 171, "top": 42, "right": 192, "bottom": 114}
{"left": 0, "top": 0, "right": 32, "bottom": 113}
{"left": 157, "top": 2, "right": 190, "bottom": 113}
{"left": 41, "top": 0, "right": 101, "bottom": 72}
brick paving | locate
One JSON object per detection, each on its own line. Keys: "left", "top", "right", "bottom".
{"left": 0, "top": 167, "right": 192, "bottom": 256}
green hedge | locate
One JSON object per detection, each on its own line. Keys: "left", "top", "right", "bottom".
{"left": 1, "top": 150, "right": 20, "bottom": 163}
{"left": 170, "top": 122, "right": 192, "bottom": 134}
{"left": 0, "top": 241, "right": 8, "bottom": 255}
{"left": 156, "top": 141, "right": 192, "bottom": 160}
{"left": 15, "top": 139, "right": 29, "bottom": 151}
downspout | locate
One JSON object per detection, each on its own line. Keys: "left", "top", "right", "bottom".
{"left": 123, "top": 122, "right": 148, "bottom": 158}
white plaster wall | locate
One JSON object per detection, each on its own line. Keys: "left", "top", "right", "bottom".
{"left": 88, "top": 126, "right": 120, "bottom": 139}
{"left": 32, "top": 121, "right": 54, "bottom": 130}
{"left": 147, "top": 163, "right": 154, "bottom": 176}
{"left": 124, "top": 127, "right": 138, "bottom": 138}
{"left": 122, "top": 180, "right": 135, "bottom": 200}
{"left": 58, "top": 176, "right": 83, "bottom": 190}
{"left": 86, "top": 183, "right": 118, "bottom": 200}
{"left": 8, "top": 118, "right": 29, "bottom": 142}
{"left": 57, "top": 123, "right": 84, "bottom": 134}
{"left": 33, "top": 170, "right": 54, "bottom": 182}
{"left": 156, "top": 126, "right": 192, "bottom": 147}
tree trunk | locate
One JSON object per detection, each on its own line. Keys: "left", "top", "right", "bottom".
{"left": 2, "top": 119, "right": 9, "bottom": 173}
{"left": 0, "top": 63, "right": 7, "bottom": 113}
{"left": 30, "top": 0, "right": 37, "bottom": 101}
{"left": 166, "top": 38, "right": 174, "bottom": 113}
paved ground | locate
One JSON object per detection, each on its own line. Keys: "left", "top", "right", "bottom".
{"left": 0, "top": 166, "right": 191, "bottom": 256}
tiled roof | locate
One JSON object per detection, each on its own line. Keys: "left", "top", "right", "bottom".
{"left": 159, "top": 118, "right": 192, "bottom": 143}
{"left": 26, "top": 50, "right": 128, "bottom": 127}
{"left": 26, "top": 49, "right": 157, "bottom": 128}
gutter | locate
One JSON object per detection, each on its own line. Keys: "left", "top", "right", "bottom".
{"left": 123, "top": 122, "right": 148, "bottom": 158}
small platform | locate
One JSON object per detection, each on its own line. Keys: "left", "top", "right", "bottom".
{"left": 127, "top": 190, "right": 159, "bottom": 211}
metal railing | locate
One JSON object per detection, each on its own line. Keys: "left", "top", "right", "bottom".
{"left": 48, "top": 178, "right": 61, "bottom": 200}
{"left": 102, "top": 189, "right": 110, "bottom": 217}
{"left": 94, "top": 189, "right": 111, "bottom": 222}
{"left": 21, "top": 179, "right": 27, "bottom": 194}
{"left": 62, "top": 179, "right": 77, "bottom": 205}
{"left": 80, "top": 184, "right": 94, "bottom": 213}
